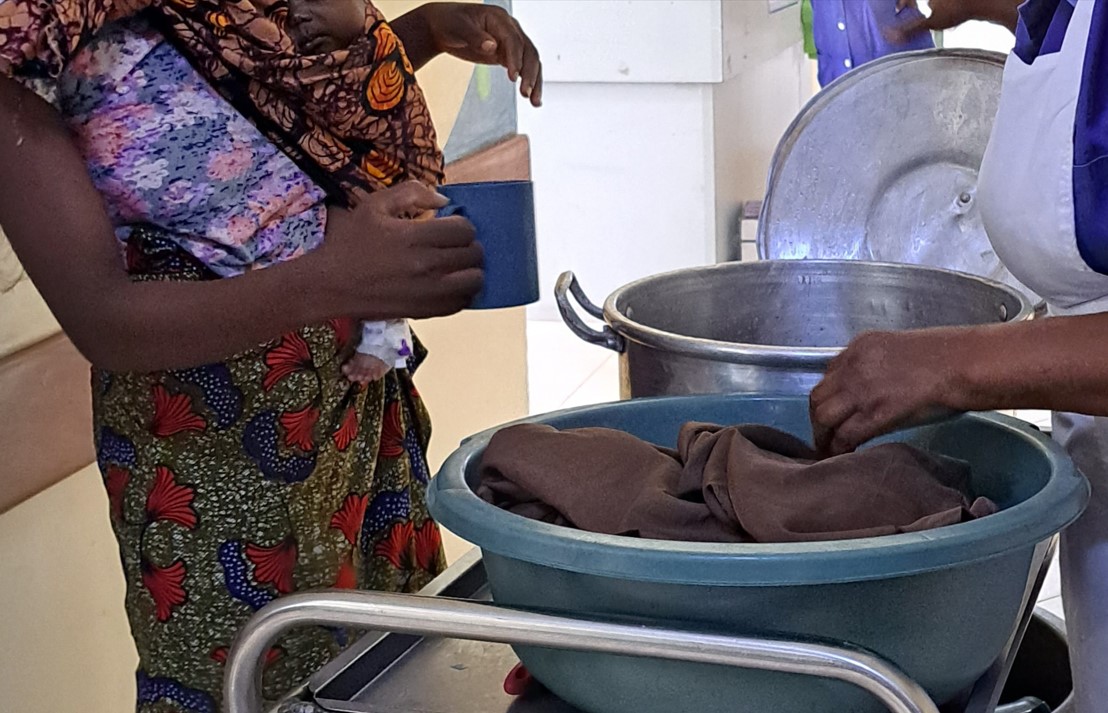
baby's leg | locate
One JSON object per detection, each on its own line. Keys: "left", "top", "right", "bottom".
{"left": 343, "top": 322, "right": 394, "bottom": 384}
{"left": 342, "top": 351, "right": 392, "bottom": 384}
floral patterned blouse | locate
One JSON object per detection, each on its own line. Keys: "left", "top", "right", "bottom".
{"left": 58, "top": 18, "right": 327, "bottom": 277}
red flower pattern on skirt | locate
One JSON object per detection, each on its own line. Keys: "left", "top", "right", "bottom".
{"left": 374, "top": 521, "right": 414, "bottom": 569}
{"left": 263, "top": 333, "right": 312, "bottom": 391}
{"left": 379, "top": 402, "right": 406, "bottom": 459}
{"left": 334, "top": 551, "right": 357, "bottom": 589}
{"left": 279, "top": 405, "right": 320, "bottom": 452}
{"left": 210, "top": 646, "right": 283, "bottom": 666}
{"left": 413, "top": 521, "right": 442, "bottom": 571}
{"left": 330, "top": 493, "right": 369, "bottom": 545}
{"left": 150, "top": 384, "right": 206, "bottom": 437}
{"left": 333, "top": 406, "right": 358, "bottom": 451}
{"left": 142, "top": 559, "right": 188, "bottom": 622}
{"left": 328, "top": 318, "right": 357, "bottom": 351}
{"left": 104, "top": 466, "right": 131, "bottom": 522}
{"left": 145, "top": 466, "right": 198, "bottom": 529}
{"left": 246, "top": 537, "right": 298, "bottom": 594}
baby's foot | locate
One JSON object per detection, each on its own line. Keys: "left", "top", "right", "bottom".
{"left": 343, "top": 352, "right": 391, "bottom": 384}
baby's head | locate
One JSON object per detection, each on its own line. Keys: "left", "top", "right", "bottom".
{"left": 286, "top": 0, "right": 368, "bottom": 54}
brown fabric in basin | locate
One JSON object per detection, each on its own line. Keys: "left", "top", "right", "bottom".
{"left": 476, "top": 423, "right": 997, "bottom": 543}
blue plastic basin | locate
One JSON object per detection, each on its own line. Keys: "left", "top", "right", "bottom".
{"left": 428, "top": 395, "right": 1088, "bottom": 713}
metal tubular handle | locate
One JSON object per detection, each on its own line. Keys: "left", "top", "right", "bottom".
{"left": 554, "top": 271, "right": 624, "bottom": 353}
{"left": 963, "top": 536, "right": 1059, "bottom": 713}
{"left": 224, "top": 592, "right": 939, "bottom": 713}
{"left": 997, "top": 697, "right": 1050, "bottom": 713}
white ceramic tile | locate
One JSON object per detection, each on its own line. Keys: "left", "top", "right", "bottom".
{"left": 1039, "top": 551, "right": 1062, "bottom": 601}
{"left": 527, "top": 320, "right": 615, "bottom": 414}
{"left": 1014, "top": 410, "right": 1053, "bottom": 430}
{"left": 1039, "top": 596, "right": 1065, "bottom": 621}
{"left": 560, "top": 355, "right": 620, "bottom": 410}
{"left": 740, "top": 241, "right": 760, "bottom": 262}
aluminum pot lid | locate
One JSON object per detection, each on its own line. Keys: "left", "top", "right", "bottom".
{"left": 757, "top": 49, "right": 1039, "bottom": 301}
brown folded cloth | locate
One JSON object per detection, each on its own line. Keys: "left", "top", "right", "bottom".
{"left": 476, "top": 422, "right": 997, "bottom": 543}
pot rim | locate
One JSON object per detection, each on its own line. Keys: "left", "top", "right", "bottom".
{"left": 601, "top": 260, "right": 1036, "bottom": 367}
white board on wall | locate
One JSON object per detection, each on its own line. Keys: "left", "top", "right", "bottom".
{"left": 512, "top": 0, "right": 727, "bottom": 84}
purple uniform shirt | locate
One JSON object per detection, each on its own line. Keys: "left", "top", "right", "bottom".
{"left": 810, "top": 0, "right": 934, "bottom": 87}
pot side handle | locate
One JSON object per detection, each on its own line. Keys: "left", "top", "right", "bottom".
{"left": 555, "top": 271, "right": 625, "bottom": 353}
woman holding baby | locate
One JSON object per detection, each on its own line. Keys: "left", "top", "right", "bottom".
{"left": 0, "top": 1, "right": 540, "bottom": 709}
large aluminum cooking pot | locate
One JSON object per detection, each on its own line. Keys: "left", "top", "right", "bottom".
{"left": 556, "top": 260, "right": 1035, "bottom": 399}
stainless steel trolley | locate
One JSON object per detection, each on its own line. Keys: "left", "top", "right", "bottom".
{"left": 226, "top": 538, "right": 1059, "bottom": 713}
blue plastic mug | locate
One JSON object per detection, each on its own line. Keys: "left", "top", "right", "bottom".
{"left": 437, "top": 180, "right": 539, "bottom": 310}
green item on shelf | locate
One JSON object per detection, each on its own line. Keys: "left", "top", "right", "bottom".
{"left": 801, "top": 0, "right": 817, "bottom": 59}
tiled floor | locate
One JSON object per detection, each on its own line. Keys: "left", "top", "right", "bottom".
{"left": 1041, "top": 558, "right": 1065, "bottom": 619}
{"left": 525, "top": 318, "right": 1064, "bottom": 618}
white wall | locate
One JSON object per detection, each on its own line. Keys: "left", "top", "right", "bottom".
{"left": 713, "top": 0, "right": 813, "bottom": 259}
{"left": 0, "top": 466, "right": 138, "bottom": 713}
{"left": 513, "top": 0, "right": 728, "bottom": 84}
{"left": 941, "top": 21, "right": 1016, "bottom": 54}
{"left": 517, "top": 0, "right": 808, "bottom": 319}
{"left": 520, "top": 81, "right": 717, "bottom": 317}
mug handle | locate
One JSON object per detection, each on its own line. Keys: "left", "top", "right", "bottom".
{"left": 437, "top": 202, "right": 469, "bottom": 219}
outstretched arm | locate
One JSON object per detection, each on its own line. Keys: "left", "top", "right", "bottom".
{"left": 391, "top": 2, "right": 543, "bottom": 106}
{"left": 891, "top": 0, "right": 1022, "bottom": 42}
{"left": 810, "top": 314, "right": 1108, "bottom": 455}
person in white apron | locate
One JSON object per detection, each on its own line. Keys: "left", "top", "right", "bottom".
{"left": 810, "top": 0, "right": 1108, "bottom": 709}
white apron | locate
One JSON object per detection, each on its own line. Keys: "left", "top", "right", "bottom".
{"left": 977, "top": 0, "right": 1108, "bottom": 709}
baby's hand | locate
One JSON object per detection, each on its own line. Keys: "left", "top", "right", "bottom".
{"left": 343, "top": 352, "right": 392, "bottom": 384}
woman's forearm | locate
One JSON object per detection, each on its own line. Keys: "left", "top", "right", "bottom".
{"left": 978, "top": 0, "right": 1021, "bottom": 32}
{"left": 85, "top": 260, "right": 342, "bottom": 372}
{"left": 947, "top": 313, "right": 1108, "bottom": 415}
{"left": 924, "top": 0, "right": 1021, "bottom": 34}
{"left": 0, "top": 76, "right": 350, "bottom": 372}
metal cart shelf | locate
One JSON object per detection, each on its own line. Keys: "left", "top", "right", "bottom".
{"left": 227, "top": 540, "right": 1057, "bottom": 713}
